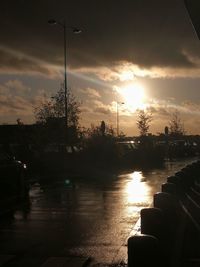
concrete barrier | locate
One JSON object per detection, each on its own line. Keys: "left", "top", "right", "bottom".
{"left": 128, "top": 234, "right": 160, "bottom": 267}
{"left": 161, "top": 182, "right": 176, "bottom": 195}
{"left": 128, "top": 160, "right": 200, "bottom": 267}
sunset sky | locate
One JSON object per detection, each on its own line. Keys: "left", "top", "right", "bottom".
{"left": 1, "top": 0, "right": 200, "bottom": 136}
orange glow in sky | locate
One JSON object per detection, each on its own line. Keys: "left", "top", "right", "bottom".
{"left": 115, "top": 83, "right": 147, "bottom": 112}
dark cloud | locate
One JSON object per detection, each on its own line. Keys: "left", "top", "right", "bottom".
{"left": 0, "top": 47, "right": 59, "bottom": 77}
{"left": 147, "top": 106, "right": 171, "bottom": 117}
{"left": 0, "top": 79, "right": 43, "bottom": 115}
{"left": 94, "top": 107, "right": 111, "bottom": 115}
{"left": 0, "top": 95, "right": 31, "bottom": 112}
{"left": 0, "top": 0, "right": 200, "bottom": 75}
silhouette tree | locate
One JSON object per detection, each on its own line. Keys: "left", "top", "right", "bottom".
{"left": 34, "top": 86, "right": 81, "bottom": 129}
{"left": 16, "top": 118, "right": 24, "bottom": 125}
{"left": 165, "top": 126, "right": 169, "bottom": 135}
{"left": 83, "top": 123, "right": 117, "bottom": 167}
{"left": 169, "top": 110, "right": 185, "bottom": 137}
{"left": 100, "top": 121, "right": 106, "bottom": 135}
{"left": 136, "top": 110, "right": 152, "bottom": 136}
{"left": 34, "top": 86, "right": 81, "bottom": 144}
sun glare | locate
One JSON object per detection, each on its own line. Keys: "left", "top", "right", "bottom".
{"left": 125, "top": 171, "right": 150, "bottom": 206}
{"left": 119, "top": 70, "right": 134, "bottom": 81}
{"left": 116, "top": 84, "right": 146, "bottom": 112}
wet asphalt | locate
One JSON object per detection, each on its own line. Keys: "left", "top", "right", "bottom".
{"left": 0, "top": 158, "right": 196, "bottom": 267}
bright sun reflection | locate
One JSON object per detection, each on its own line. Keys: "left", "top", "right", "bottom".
{"left": 125, "top": 171, "right": 150, "bottom": 206}
{"left": 116, "top": 83, "right": 146, "bottom": 112}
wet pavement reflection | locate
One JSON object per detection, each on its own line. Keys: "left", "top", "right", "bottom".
{"left": 0, "top": 158, "right": 196, "bottom": 266}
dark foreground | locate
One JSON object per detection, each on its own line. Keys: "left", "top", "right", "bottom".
{"left": 128, "top": 159, "right": 200, "bottom": 267}
{"left": 0, "top": 158, "right": 196, "bottom": 267}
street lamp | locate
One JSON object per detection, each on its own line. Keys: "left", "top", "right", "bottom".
{"left": 117, "top": 102, "right": 124, "bottom": 136}
{"left": 48, "top": 19, "right": 81, "bottom": 143}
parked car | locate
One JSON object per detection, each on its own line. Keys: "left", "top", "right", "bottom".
{"left": 0, "top": 148, "right": 29, "bottom": 215}
{"left": 38, "top": 143, "right": 82, "bottom": 174}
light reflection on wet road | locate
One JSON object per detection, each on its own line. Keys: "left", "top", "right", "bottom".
{"left": 0, "top": 158, "right": 196, "bottom": 266}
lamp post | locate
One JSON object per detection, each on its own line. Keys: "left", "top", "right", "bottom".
{"left": 48, "top": 19, "right": 81, "bottom": 143}
{"left": 117, "top": 102, "right": 124, "bottom": 136}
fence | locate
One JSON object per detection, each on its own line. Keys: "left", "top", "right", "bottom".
{"left": 128, "top": 160, "right": 200, "bottom": 267}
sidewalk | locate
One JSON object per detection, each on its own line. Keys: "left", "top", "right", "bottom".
{"left": 0, "top": 255, "right": 90, "bottom": 267}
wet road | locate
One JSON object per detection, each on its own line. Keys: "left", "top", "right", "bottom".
{"left": 0, "top": 158, "right": 197, "bottom": 266}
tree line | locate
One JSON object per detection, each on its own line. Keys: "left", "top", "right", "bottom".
{"left": 34, "top": 86, "right": 186, "bottom": 144}
{"left": 137, "top": 109, "right": 185, "bottom": 138}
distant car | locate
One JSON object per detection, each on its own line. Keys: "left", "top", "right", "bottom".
{"left": 116, "top": 141, "right": 137, "bottom": 157}
{"left": 0, "top": 150, "right": 28, "bottom": 202}
{"left": 43, "top": 143, "right": 81, "bottom": 154}
{"left": 39, "top": 143, "right": 82, "bottom": 173}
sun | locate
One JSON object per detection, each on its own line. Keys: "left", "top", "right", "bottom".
{"left": 116, "top": 83, "right": 146, "bottom": 112}
{"left": 119, "top": 70, "right": 134, "bottom": 81}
